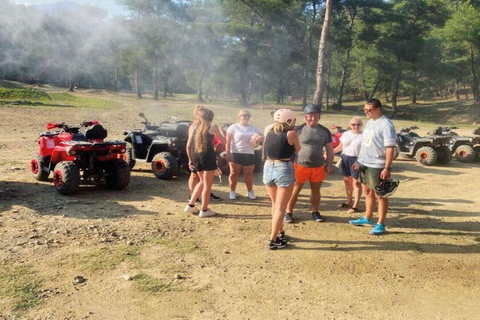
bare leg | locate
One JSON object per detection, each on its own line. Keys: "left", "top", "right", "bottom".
{"left": 352, "top": 178, "right": 362, "bottom": 209}
{"left": 343, "top": 176, "right": 353, "bottom": 206}
{"left": 270, "top": 185, "right": 294, "bottom": 241}
{"left": 200, "top": 170, "right": 216, "bottom": 211}
{"left": 189, "top": 176, "right": 204, "bottom": 206}
{"left": 242, "top": 164, "right": 255, "bottom": 192}
{"left": 309, "top": 181, "right": 322, "bottom": 212}
{"left": 363, "top": 184, "right": 375, "bottom": 220}
{"left": 188, "top": 172, "right": 200, "bottom": 196}
{"left": 228, "top": 162, "right": 242, "bottom": 192}
{"left": 286, "top": 182, "right": 304, "bottom": 214}
{"left": 377, "top": 195, "right": 388, "bottom": 224}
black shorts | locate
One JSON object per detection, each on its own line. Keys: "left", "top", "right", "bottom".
{"left": 193, "top": 151, "right": 217, "bottom": 172}
{"left": 231, "top": 153, "right": 256, "bottom": 166}
{"left": 339, "top": 154, "right": 359, "bottom": 179}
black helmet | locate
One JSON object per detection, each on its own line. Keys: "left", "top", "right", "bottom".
{"left": 375, "top": 179, "right": 399, "bottom": 198}
{"left": 303, "top": 104, "right": 321, "bottom": 114}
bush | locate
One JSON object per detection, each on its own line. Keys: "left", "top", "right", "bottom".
{"left": 0, "top": 88, "right": 51, "bottom": 100}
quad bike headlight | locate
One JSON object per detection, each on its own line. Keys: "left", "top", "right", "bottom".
{"left": 66, "top": 147, "right": 77, "bottom": 156}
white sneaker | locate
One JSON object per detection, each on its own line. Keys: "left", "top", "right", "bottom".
{"left": 229, "top": 191, "right": 237, "bottom": 200}
{"left": 184, "top": 205, "right": 200, "bottom": 214}
{"left": 199, "top": 209, "right": 217, "bottom": 218}
{"left": 246, "top": 190, "right": 256, "bottom": 199}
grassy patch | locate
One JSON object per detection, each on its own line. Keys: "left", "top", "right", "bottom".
{"left": 60, "top": 245, "right": 140, "bottom": 272}
{"left": 0, "top": 88, "right": 50, "bottom": 100}
{"left": 0, "top": 262, "right": 43, "bottom": 312}
{"left": 132, "top": 273, "right": 180, "bottom": 293}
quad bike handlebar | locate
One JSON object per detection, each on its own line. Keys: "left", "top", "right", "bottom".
{"left": 400, "top": 126, "right": 419, "bottom": 133}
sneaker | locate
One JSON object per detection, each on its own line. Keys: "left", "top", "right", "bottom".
{"left": 284, "top": 213, "right": 293, "bottom": 223}
{"left": 199, "top": 209, "right": 217, "bottom": 218}
{"left": 184, "top": 205, "right": 200, "bottom": 214}
{"left": 349, "top": 216, "right": 374, "bottom": 226}
{"left": 246, "top": 190, "right": 256, "bottom": 199}
{"left": 268, "top": 237, "right": 287, "bottom": 250}
{"left": 277, "top": 231, "right": 286, "bottom": 242}
{"left": 370, "top": 223, "right": 386, "bottom": 235}
{"left": 210, "top": 193, "right": 222, "bottom": 201}
{"left": 312, "top": 212, "right": 324, "bottom": 222}
{"left": 229, "top": 191, "right": 237, "bottom": 200}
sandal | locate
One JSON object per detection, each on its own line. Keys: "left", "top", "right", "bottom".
{"left": 347, "top": 207, "right": 360, "bottom": 214}
{"left": 338, "top": 203, "right": 351, "bottom": 208}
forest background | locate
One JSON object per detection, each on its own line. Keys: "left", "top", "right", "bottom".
{"left": 1, "top": 0, "right": 480, "bottom": 112}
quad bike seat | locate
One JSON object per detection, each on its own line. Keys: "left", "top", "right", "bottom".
{"left": 85, "top": 124, "right": 108, "bottom": 140}
{"left": 157, "top": 123, "right": 189, "bottom": 139}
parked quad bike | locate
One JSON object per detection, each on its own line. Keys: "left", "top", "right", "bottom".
{"left": 123, "top": 113, "right": 191, "bottom": 180}
{"left": 395, "top": 126, "right": 452, "bottom": 166}
{"left": 30, "top": 121, "right": 130, "bottom": 195}
{"left": 427, "top": 126, "right": 480, "bottom": 163}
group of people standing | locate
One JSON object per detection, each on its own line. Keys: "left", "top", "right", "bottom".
{"left": 184, "top": 98, "right": 397, "bottom": 250}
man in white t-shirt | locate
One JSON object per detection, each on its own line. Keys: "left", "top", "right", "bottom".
{"left": 349, "top": 99, "right": 396, "bottom": 235}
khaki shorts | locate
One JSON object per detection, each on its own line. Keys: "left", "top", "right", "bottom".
{"left": 358, "top": 164, "right": 382, "bottom": 190}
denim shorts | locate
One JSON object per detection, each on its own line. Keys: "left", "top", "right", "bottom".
{"left": 263, "top": 160, "right": 295, "bottom": 188}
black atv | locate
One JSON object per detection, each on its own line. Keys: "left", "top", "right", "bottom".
{"left": 427, "top": 126, "right": 475, "bottom": 163}
{"left": 395, "top": 126, "right": 452, "bottom": 166}
{"left": 123, "top": 113, "right": 190, "bottom": 180}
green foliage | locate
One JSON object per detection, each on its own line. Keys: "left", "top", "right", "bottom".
{"left": 132, "top": 273, "right": 181, "bottom": 293}
{"left": 0, "top": 262, "right": 43, "bottom": 312}
{"left": 0, "top": 88, "right": 51, "bottom": 100}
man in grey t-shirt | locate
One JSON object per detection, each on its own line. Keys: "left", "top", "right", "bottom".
{"left": 285, "top": 104, "right": 334, "bottom": 223}
{"left": 349, "top": 99, "right": 396, "bottom": 235}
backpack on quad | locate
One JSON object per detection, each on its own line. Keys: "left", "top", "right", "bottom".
{"left": 395, "top": 126, "right": 452, "bottom": 166}
{"left": 427, "top": 126, "right": 476, "bottom": 163}
{"left": 123, "top": 113, "right": 191, "bottom": 180}
{"left": 30, "top": 121, "right": 130, "bottom": 195}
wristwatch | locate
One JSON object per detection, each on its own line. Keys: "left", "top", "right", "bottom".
{"left": 384, "top": 167, "right": 392, "bottom": 171}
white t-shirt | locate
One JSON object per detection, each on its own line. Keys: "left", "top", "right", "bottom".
{"left": 358, "top": 115, "right": 396, "bottom": 168}
{"left": 340, "top": 130, "right": 363, "bottom": 157}
{"left": 227, "top": 123, "right": 261, "bottom": 154}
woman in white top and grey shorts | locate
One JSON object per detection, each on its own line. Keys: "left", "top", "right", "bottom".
{"left": 334, "top": 116, "right": 363, "bottom": 214}
{"left": 226, "top": 109, "right": 263, "bottom": 200}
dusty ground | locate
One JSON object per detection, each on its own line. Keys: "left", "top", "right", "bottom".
{"left": 1, "top": 91, "right": 480, "bottom": 320}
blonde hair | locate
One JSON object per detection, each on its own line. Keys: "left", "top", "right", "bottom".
{"left": 195, "top": 109, "right": 214, "bottom": 153}
{"left": 271, "top": 122, "right": 292, "bottom": 134}
{"left": 350, "top": 116, "right": 363, "bottom": 125}
{"left": 237, "top": 109, "right": 251, "bottom": 120}
{"left": 193, "top": 105, "right": 206, "bottom": 123}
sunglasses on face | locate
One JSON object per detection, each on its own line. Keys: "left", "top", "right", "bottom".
{"left": 364, "top": 108, "right": 375, "bottom": 112}
{"left": 241, "top": 114, "right": 251, "bottom": 118}
{"left": 350, "top": 123, "right": 362, "bottom": 126}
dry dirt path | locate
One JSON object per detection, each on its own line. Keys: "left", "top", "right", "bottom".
{"left": 1, "top": 94, "right": 479, "bottom": 319}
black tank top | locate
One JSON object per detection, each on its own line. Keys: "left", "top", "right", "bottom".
{"left": 264, "top": 130, "right": 295, "bottom": 160}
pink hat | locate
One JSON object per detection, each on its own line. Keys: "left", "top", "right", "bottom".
{"left": 273, "top": 109, "right": 296, "bottom": 125}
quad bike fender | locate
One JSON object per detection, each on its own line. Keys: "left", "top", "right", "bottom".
{"left": 146, "top": 141, "right": 170, "bottom": 162}
{"left": 50, "top": 146, "right": 75, "bottom": 165}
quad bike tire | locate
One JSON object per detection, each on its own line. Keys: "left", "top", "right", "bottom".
{"left": 125, "top": 147, "right": 136, "bottom": 170}
{"left": 474, "top": 146, "right": 480, "bottom": 162}
{"left": 455, "top": 145, "right": 475, "bottom": 163}
{"left": 415, "top": 146, "right": 438, "bottom": 166}
{"left": 152, "top": 152, "right": 178, "bottom": 180}
{"left": 435, "top": 146, "right": 453, "bottom": 164}
{"left": 105, "top": 159, "right": 130, "bottom": 190}
{"left": 53, "top": 161, "right": 80, "bottom": 195}
{"left": 217, "top": 151, "right": 230, "bottom": 175}
{"left": 30, "top": 153, "right": 50, "bottom": 181}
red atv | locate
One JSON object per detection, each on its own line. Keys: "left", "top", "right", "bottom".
{"left": 30, "top": 121, "right": 130, "bottom": 195}
{"left": 331, "top": 125, "right": 347, "bottom": 150}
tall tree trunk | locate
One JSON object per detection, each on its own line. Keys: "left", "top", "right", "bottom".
{"left": 412, "top": 70, "right": 418, "bottom": 104}
{"left": 455, "top": 79, "right": 460, "bottom": 100}
{"left": 276, "top": 78, "right": 285, "bottom": 105}
{"left": 463, "top": 82, "right": 469, "bottom": 100}
{"left": 325, "top": 52, "right": 331, "bottom": 109}
{"left": 368, "top": 75, "right": 383, "bottom": 100}
{"left": 337, "top": 6, "right": 357, "bottom": 107}
{"left": 239, "top": 58, "right": 249, "bottom": 106}
{"left": 469, "top": 45, "right": 480, "bottom": 102}
{"left": 260, "top": 73, "right": 265, "bottom": 104}
{"left": 68, "top": 72, "right": 75, "bottom": 92}
{"left": 135, "top": 64, "right": 142, "bottom": 99}
{"left": 163, "top": 73, "right": 169, "bottom": 98}
{"left": 114, "top": 65, "right": 118, "bottom": 92}
{"left": 153, "top": 56, "right": 159, "bottom": 101}
{"left": 197, "top": 67, "right": 205, "bottom": 102}
{"left": 391, "top": 69, "right": 401, "bottom": 119}
{"left": 302, "top": 0, "right": 318, "bottom": 107}
{"left": 312, "top": 0, "right": 333, "bottom": 107}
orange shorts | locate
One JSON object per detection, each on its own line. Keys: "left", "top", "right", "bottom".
{"left": 294, "top": 163, "right": 326, "bottom": 184}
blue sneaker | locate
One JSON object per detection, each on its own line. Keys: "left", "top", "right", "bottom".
{"left": 349, "top": 217, "right": 374, "bottom": 226}
{"left": 370, "top": 223, "right": 386, "bottom": 235}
